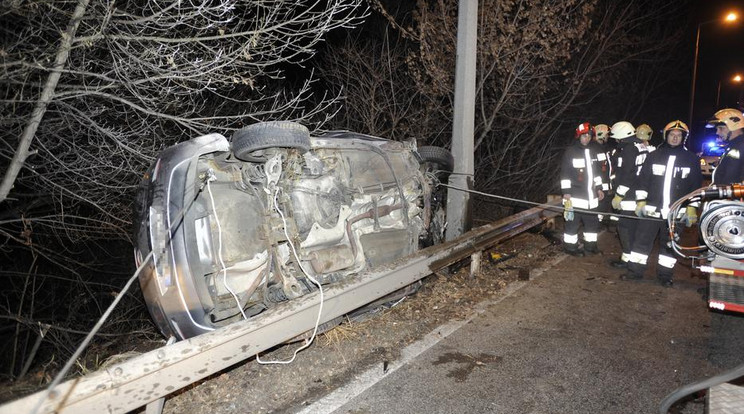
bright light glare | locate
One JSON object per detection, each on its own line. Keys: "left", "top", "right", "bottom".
{"left": 708, "top": 141, "right": 716, "bottom": 147}
{"left": 725, "top": 12, "right": 738, "bottom": 22}
{"left": 734, "top": 74, "right": 743, "bottom": 83}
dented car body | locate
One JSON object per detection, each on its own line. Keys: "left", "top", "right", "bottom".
{"left": 134, "top": 122, "right": 450, "bottom": 339}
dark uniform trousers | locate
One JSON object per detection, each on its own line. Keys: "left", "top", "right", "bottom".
{"left": 626, "top": 219, "right": 679, "bottom": 282}
{"left": 616, "top": 216, "right": 636, "bottom": 263}
{"left": 613, "top": 140, "right": 654, "bottom": 263}
{"left": 564, "top": 211, "right": 600, "bottom": 251}
{"left": 626, "top": 143, "right": 702, "bottom": 281}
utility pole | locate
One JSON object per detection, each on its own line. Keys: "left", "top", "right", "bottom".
{"left": 445, "top": 0, "right": 477, "bottom": 241}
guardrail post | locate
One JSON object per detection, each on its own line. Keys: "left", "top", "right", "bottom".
{"left": 470, "top": 251, "right": 482, "bottom": 279}
{"left": 546, "top": 195, "right": 562, "bottom": 230}
{"left": 145, "top": 336, "right": 176, "bottom": 414}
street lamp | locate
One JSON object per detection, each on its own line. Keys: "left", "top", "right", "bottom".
{"left": 688, "top": 11, "right": 739, "bottom": 126}
{"left": 716, "top": 73, "right": 743, "bottom": 107}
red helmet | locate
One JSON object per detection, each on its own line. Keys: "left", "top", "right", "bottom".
{"left": 575, "top": 122, "right": 595, "bottom": 139}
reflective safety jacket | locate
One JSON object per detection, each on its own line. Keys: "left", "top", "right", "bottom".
{"left": 712, "top": 134, "right": 744, "bottom": 185}
{"left": 613, "top": 138, "right": 655, "bottom": 211}
{"left": 592, "top": 142, "right": 612, "bottom": 191}
{"left": 634, "top": 144, "right": 703, "bottom": 219}
{"left": 560, "top": 141, "right": 604, "bottom": 209}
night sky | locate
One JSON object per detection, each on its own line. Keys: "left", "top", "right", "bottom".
{"left": 687, "top": 0, "right": 744, "bottom": 143}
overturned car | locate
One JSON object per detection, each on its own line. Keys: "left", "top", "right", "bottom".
{"left": 134, "top": 122, "right": 452, "bottom": 340}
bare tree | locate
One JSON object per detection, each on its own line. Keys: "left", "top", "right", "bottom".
{"left": 317, "top": 31, "right": 430, "bottom": 140}
{"left": 327, "top": 0, "right": 688, "bottom": 202}
{"left": 0, "top": 0, "right": 366, "bottom": 238}
{"left": 0, "top": 0, "right": 367, "bottom": 380}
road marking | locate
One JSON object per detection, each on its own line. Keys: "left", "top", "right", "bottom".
{"left": 298, "top": 253, "right": 570, "bottom": 414}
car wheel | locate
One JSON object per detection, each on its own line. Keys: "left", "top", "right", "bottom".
{"left": 416, "top": 145, "right": 454, "bottom": 172}
{"left": 232, "top": 121, "right": 311, "bottom": 162}
{"left": 417, "top": 146, "right": 451, "bottom": 248}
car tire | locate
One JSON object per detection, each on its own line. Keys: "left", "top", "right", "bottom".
{"left": 232, "top": 121, "right": 311, "bottom": 162}
{"left": 417, "top": 146, "right": 454, "bottom": 172}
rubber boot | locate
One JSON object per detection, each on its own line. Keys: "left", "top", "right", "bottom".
{"left": 657, "top": 276, "right": 673, "bottom": 288}
{"left": 564, "top": 243, "right": 585, "bottom": 257}
{"left": 609, "top": 259, "right": 627, "bottom": 268}
{"left": 584, "top": 242, "right": 602, "bottom": 255}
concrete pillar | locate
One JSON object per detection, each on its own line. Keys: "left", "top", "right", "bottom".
{"left": 445, "top": 0, "right": 478, "bottom": 241}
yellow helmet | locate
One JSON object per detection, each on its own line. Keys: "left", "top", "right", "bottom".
{"left": 594, "top": 124, "right": 609, "bottom": 143}
{"left": 636, "top": 124, "right": 653, "bottom": 141}
{"left": 662, "top": 120, "right": 689, "bottom": 140}
{"left": 707, "top": 108, "right": 744, "bottom": 132}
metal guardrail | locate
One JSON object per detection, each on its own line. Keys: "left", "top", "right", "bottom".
{"left": 0, "top": 201, "right": 560, "bottom": 414}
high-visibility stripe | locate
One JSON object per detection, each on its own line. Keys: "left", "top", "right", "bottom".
{"left": 616, "top": 185, "right": 629, "bottom": 196}
{"left": 643, "top": 205, "right": 660, "bottom": 218}
{"left": 658, "top": 254, "right": 677, "bottom": 268}
{"left": 594, "top": 176, "right": 603, "bottom": 186}
{"left": 601, "top": 183, "right": 609, "bottom": 191}
{"left": 570, "top": 197, "right": 599, "bottom": 209}
{"left": 700, "top": 266, "right": 744, "bottom": 277}
{"left": 660, "top": 155, "right": 676, "bottom": 219}
{"left": 620, "top": 253, "right": 630, "bottom": 262}
{"left": 572, "top": 158, "right": 585, "bottom": 168}
{"left": 584, "top": 232, "right": 598, "bottom": 242}
{"left": 709, "top": 301, "right": 744, "bottom": 313}
{"left": 629, "top": 251, "right": 648, "bottom": 265}
{"left": 564, "top": 233, "right": 579, "bottom": 244}
{"left": 585, "top": 148, "right": 595, "bottom": 206}
{"left": 561, "top": 179, "right": 571, "bottom": 189}
{"left": 610, "top": 215, "right": 619, "bottom": 221}
{"left": 597, "top": 214, "right": 604, "bottom": 221}
{"left": 619, "top": 200, "right": 636, "bottom": 211}
{"left": 597, "top": 153, "right": 607, "bottom": 161}
{"left": 636, "top": 190, "right": 648, "bottom": 200}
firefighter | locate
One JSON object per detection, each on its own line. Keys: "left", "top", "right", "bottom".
{"left": 560, "top": 122, "right": 605, "bottom": 256}
{"left": 609, "top": 121, "right": 655, "bottom": 268}
{"left": 708, "top": 108, "right": 744, "bottom": 185}
{"left": 636, "top": 123, "right": 654, "bottom": 149}
{"left": 623, "top": 120, "right": 702, "bottom": 286}
{"left": 593, "top": 124, "right": 613, "bottom": 223}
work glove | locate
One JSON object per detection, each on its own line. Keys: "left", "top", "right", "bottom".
{"left": 611, "top": 195, "right": 623, "bottom": 210}
{"left": 635, "top": 201, "right": 647, "bottom": 218}
{"left": 563, "top": 199, "right": 574, "bottom": 221}
{"left": 684, "top": 206, "right": 698, "bottom": 227}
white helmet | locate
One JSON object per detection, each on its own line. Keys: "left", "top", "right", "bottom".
{"left": 610, "top": 121, "right": 635, "bottom": 140}
{"left": 707, "top": 108, "right": 744, "bottom": 132}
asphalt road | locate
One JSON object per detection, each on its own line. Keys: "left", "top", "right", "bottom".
{"left": 302, "top": 230, "right": 744, "bottom": 414}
